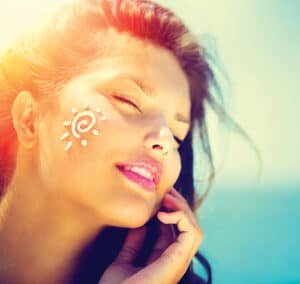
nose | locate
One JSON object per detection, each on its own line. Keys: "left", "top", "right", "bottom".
{"left": 144, "top": 127, "right": 173, "bottom": 157}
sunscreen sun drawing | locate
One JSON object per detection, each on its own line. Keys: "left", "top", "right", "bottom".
{"left": 60, "top": 103, "right": 107, "bottom": 152}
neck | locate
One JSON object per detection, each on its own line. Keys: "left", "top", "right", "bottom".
{"left": 0, "top": 171, "right": 108, "bottom": 284}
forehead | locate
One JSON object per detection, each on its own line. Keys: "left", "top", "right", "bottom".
{"left": 81, "top": 31, "right": 191, "bottom": 110}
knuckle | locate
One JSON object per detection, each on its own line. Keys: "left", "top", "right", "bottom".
{"left": 197, "top": 229, "right": 204, "bottom": 242}
{"left": 178, "top": 210, "right": 185, "bottom": 219}
{"left": 173, "top": 246, "right": 186, "bottom": 260}
{"left": 193, "top": 227, "right": 204, "bottom": 243}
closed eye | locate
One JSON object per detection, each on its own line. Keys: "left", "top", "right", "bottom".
{"left": 113, "top": 93, "right": 184, "bottom": 149}
{"left": 112, "top": 94, "right": 141, "bottom": 111}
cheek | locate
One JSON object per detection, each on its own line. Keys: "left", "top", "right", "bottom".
{"left": 36, "top": 113, "right": 68, "bottom": 163}
{"left": 169, "top": 153, "right": 181, "bottom": 185}
{"left": 35, "top": 105, "right": 116, "bottom": 185}
{"left": 157, "top": 153, "right": 181, "bottom": 201}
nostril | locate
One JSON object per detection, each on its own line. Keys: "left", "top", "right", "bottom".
{"left": 152, "top": 144, "right": 163, "bottom": 150}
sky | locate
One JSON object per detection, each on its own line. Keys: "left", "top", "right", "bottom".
{"left": 0, "top": 0, "right": 299, "bottom": 188}
{"left": 159, "top": 0, "right": 300, "bottom": 187}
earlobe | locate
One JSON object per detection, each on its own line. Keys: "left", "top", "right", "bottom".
{"left": 11, "top": 90, "right": 38, "bottom": 149}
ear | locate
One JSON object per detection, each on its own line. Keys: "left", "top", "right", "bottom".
{"left": 11, "top": 90, "right": 39, "bottom": 149}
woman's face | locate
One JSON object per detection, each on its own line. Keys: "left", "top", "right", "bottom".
{"left": 36, "top": 33, "right": 191, "bottom": 228}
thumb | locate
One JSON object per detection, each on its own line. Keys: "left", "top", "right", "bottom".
{"left": 114, "top": 225, "right": 147, "bottom": 264}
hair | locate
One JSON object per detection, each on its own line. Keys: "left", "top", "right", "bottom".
{"left": 0, "top": 0, "right": 261, "bottom": 283}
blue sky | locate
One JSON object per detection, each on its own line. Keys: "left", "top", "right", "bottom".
{"left": 1, "top": 0, "right": 299, "bottom": 188}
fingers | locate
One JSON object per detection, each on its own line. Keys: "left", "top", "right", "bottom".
{"left": 114, "top": 225, "right": 147, "bottom": 265}
{"left": 168, "top": 187, "right": 188, "bottom": 201}
{"left": 145, "top": 190, "right": 189, "bottom": 266}
{"left": 115, "top": 188, "right": 203, "bottom": 284}
{"left": 162, "top": 191, "right": 199, "bottom": 228}
{"left": 139, "top": 208, "right": 201, "bottom": 283}
{"left": 157, "top": 188, "right": 204, "bottom": 260}
{"left": 157, "top": 210, "right": 201, "bottom": 258}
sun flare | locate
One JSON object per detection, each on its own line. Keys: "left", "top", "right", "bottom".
{"left": 0, "top": 0, "right": 71, "bottom": 50}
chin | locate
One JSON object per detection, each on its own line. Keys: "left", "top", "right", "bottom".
{"left": 109, "top": 207, "right": 155, "bottom": 229}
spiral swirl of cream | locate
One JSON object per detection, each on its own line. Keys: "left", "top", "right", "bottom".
{"left": 71, "top": 110, "right": 96, "bottom": 139}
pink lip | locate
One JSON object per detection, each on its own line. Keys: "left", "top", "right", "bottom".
{"left": 117, "top": 167, "right": 157, "bottom": 192}
{"left": 116, "top": 157, "right": 162, "bottom": 192}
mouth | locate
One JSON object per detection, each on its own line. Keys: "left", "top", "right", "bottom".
{"left": 115, "top": 157, "right": 162, "bottom": 192}
{"left": 116, "top": 165, "right": 157, "bottom": 192}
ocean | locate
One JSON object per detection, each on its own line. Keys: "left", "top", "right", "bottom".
{"left": 194, "top": 183, "right": 300, "bottom": 284}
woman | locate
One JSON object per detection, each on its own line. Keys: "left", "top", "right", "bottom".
{"left": 0, "top": 0, "right": 252, "bottom": 283}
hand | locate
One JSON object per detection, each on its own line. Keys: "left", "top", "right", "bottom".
{"left": 98, "top": 187, "right": 204, "bottom": 284}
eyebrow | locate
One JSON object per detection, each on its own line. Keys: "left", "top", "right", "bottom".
{"left": 112, "top": 75, "right": 191, "bottom": 125}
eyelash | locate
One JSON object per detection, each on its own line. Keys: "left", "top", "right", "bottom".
{"left": 113, "top": 94, "right": 184, "bottom": 148}
{"left": 112, "top": 94, "right": 140, "bottom": 111}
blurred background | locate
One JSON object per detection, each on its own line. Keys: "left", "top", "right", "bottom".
{"left": 0, "top": 0, "right": 299, "bottom": 283}
{"left": 156, "top": 1, "right": 300, "bottom": 284}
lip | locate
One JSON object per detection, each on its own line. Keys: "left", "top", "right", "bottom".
{"left": 117, "top": 167, "right": 157, "bottom": 192}
{"left": 116, "top": 157, "right": 162, "bottom": 191}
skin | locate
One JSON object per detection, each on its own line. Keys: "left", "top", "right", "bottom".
{"left": 0, "top": 33, "right": 202, "bottom": 284}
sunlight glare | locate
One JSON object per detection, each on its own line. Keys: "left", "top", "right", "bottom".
{"left": 0, "top": 0, "right": 71, "bottom": 50}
